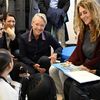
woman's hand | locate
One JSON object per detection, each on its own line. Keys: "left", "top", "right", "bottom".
{"left": 79, "top": 65, "right": 96, "bottom": 74}
{"left": 5, "top": 27, "right": 16, "bottom": 40}
{"left": 79, "top": 65, "right": 90, "bottom": 72}
{"left": 65, "top": 61, "right": 72, "bottom": 66}
{"left": 89, "top": 69, "right": 96, "bottom": 74}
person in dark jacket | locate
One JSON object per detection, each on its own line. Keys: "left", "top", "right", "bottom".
{"left": 19, "top": 13, "right": 63, "bottom": 75}
{"left": 38, "top": 0, "right": 70, "bottom": 46}
{"left": 0, "top": 0, "right": 6, "bottom": 18}
{"left": 2, "top": 12, "right": 19, "bottom": 58}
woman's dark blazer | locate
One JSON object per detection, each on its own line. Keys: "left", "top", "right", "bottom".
{"left": 68, "top": 36, "right": 100, "bottom": 76}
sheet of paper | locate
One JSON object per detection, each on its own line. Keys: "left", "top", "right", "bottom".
{"left": 67, "top": 71, "right": 100, "bottom": 83}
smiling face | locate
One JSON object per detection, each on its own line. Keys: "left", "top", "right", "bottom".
{"left": 31, "top": 16, "right": 46, "bottom": 38}
{"left": 79, "top": 6, "right": 92, "bottom": 26}
{"left": 4, "top": 15, "right": 15, "bottom": 29}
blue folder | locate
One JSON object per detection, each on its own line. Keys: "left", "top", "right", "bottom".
{"left": 61, "top": 46, "right": 76, "bottom": 61}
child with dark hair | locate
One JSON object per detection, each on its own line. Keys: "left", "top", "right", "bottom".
{"left": 20, "top": 73, "right": 57, "bottom": 100}
{"left": 0, "top": 49, "right": 19, "bottom": 100}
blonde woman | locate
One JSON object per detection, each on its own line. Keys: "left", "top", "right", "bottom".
{"left": 64, "top": 0, "right": 100, "bottom": 99}
{"left": 19, "top": 13, "right": 62, "bottom": 75}
{"left": 49, "top": 0, "right": 100, "bottom": 100}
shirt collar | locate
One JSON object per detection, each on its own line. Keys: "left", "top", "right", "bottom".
{"left": 28, "top": 29, "right": 46, "bottom": 42}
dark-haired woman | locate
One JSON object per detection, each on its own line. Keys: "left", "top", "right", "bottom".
{"left": 3, "top": 12, "right": 19, "bottom": 58}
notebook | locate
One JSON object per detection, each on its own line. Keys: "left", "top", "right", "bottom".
{"left": 52, "top": 63, "right": 100, "bottom": 83}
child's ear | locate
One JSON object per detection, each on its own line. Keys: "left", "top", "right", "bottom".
{"left": 6, "top": 63, "right": 12, "bottom": 71}
{"left": 9, "top": 61, "right": 14, "bottom": 69}
{"left": 9, "top": 62, "right": 12, "bottom": 67}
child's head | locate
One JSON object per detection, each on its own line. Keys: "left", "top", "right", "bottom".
{"left": 0, "top": 49, "right": 13, "bottom": 74}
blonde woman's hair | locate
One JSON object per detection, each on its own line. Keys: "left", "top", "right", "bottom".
{"left": 32, "top": 13, "right": 47, "bottom": 25}
{"left": 74, "top": 0, "right": 100, "bottom": 42}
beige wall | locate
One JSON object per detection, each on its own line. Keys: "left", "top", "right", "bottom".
{"left": 66, "top": 0, "right": 77, "bottom": 44}
{"left": 67, "top": 0, "right": 75, "bottom": 34}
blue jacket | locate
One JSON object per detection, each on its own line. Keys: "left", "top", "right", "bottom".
{"left": 38, "top": 0, "right": 70, "bottom": 22}
{"left": 47, "top": 7, "right": 65, "bottom": 28}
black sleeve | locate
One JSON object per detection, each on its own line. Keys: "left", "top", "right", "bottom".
{"left": 96, "top": 70, "right": 100, "bottom": 76}
{"left": 48, "top": 33, "right": 63, "bottom": 57}
{"left": 18, "top": 35, "right": 35, "bottom": 66}
{"left": 20, "top": 78, "right": 29, "bottom": 100}
{"left": 38, "top": 0, "right": 48, "bottom": 14}
{"left": 62, "top": 0, "right": 70, "bottom": 13}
